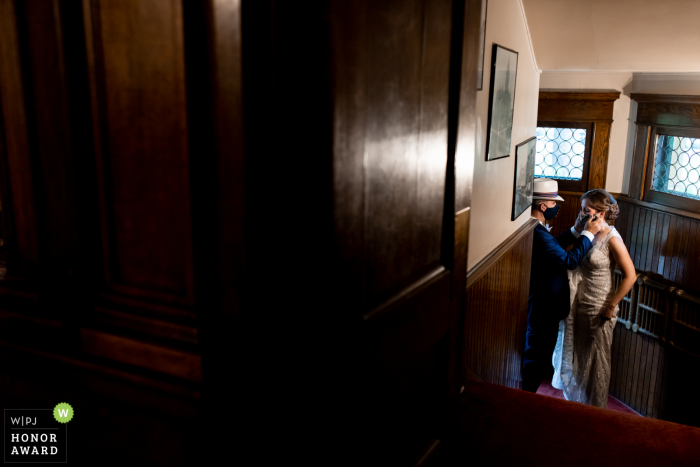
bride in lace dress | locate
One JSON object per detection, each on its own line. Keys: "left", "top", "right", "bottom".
{"left": 552, "top": 189, "right": 636, "bottom": 408}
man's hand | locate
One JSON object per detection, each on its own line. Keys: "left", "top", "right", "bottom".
{"left": 574, "top": 212, "right": 589, "bottom": 233}
{"left": 584, "top": 214, "right": 604, "bottom": 235}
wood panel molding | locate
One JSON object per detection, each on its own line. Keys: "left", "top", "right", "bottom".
{"left": 467, "top": 218, "right": 538, "bottom": 288}
{"left": 630, "top": 94, "right": 700, "bottom": 105}
{"left": 590, "top": 121, "right": 612, "bottom": 190}
{"left": 83, "top": 0, "right": 195, "bottom": 311}
{"left": 0, "top": 0, "right": 40, "bottom": 272}
{"left": 628, "top": 125, "right": 651, "bottom": 200}
{"left": 364, "top": 267, "right": 448, "bottom": 323}
{"left": 0, "top": 337, "right": 199, "bottom": 402}
{"left": 631, "top": 93, "right": 700, "bottom": 128}
{"left": 80, "top": 328, "right": 202, "bottom": 382}
{"left": 618, "top": 195, "right": 700, "bottom": 222}
{"left": 538, "top": 89, "right": 621, "bottom": 123}
{"left": 539, "top": 89, "right": 622, "bottom": 101}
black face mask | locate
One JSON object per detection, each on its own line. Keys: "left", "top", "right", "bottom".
{"left": 543, "top": 204, "right": 560, "bottom": 220}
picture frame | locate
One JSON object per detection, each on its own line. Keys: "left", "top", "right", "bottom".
{"left": 477, "top": 0, "right": 488, "bottom": 91}
{"left": 485, "top": 44, "right": 518, "bottom": 161}
{"left": 512, "top": 136, "right": 536, "bottom": 220}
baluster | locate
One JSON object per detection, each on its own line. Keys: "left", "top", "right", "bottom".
{"left": 632, "top": 275, "right": 645, "bottom": 332}
{"left": 668, "top": 288, "right": 679, "bottom": 347}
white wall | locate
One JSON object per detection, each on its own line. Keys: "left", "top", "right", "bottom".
{"left": 538, "top": 72, "right": 634, "bottom": 194}
{"left": 468, "top": 0, "right": 540, "bottom": 270}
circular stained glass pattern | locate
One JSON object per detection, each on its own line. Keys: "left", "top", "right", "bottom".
{"left": 535, "top": 126, "right": 586, "bottom": 180}
{"left": 652, "top": 135, "right": 700, "bottom": 200}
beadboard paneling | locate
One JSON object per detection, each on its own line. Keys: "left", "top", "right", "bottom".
{"left": 617, "top": 197, "right": 700, "bottom": 295}
{"left": 464, "top": 219, "right": 536, "bottom": 389}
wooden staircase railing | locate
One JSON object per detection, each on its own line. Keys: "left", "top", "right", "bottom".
{"left": 610, "top": 269, "right": 700, "bottom": 421}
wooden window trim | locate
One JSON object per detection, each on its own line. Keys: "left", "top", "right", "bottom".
{"left": 629, "top": 94, "right": 700, "bottom": 215}
{"left": 537, "top": 89, "right": 620, "bottom": 194}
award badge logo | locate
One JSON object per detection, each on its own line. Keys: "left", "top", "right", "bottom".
{"left": 4, "top": 402, "right": 73, "bottom": 463}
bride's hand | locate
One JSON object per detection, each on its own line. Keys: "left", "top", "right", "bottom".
{"left": 601, "top": 303, "right": 615, "bottom": 320}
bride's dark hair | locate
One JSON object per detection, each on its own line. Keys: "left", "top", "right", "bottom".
{"left": 581, "top": 189, "right": 619, "bottom": 225}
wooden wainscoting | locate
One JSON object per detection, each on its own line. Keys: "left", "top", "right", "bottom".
{"left": 616, "top": 196, "right": 700, "bottom": 296}
{"left": 464, "top": 219, "right": 538, "bottom": 389}
{"left": 611, "top": 321, "right": 668, "bottom": 418}
{"left": 609, "top": 269, "right": 700, "bottom": 426}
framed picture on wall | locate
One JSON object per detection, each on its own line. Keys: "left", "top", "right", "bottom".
{"left": 485, "top": 44, "right": 518, "bottom": 161}
{"left": 477, "top": 0, "right": 488, "bottom": 90}
{"left": 512, "top": 136, "right": 536, "bottom": 220}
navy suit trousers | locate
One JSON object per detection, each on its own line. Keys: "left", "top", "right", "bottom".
{"left": 522, "top": 299, "right": 561, "bottom": 393}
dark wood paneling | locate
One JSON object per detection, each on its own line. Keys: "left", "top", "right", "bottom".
{"left": 0, "top": 339, "right": 198, "bottom": 465}
{"left": 610, "top": 322, "right": 667, "bottom": 418}
{"left": 360, "top": 0, "right": 451, "bottom": 309}
{"left": 21, "top": 0, "right": 80, "bottom": 269}
{"left": 628, "top": 125, "right": 650, "bottom": 200}
{"left": 0, "top": 0, "right": 40, "bottom": 271}
{"left": 0, "top": 0, "right": 483, "bottom": 464}
{"left": 618, "top": 197, "right": 700, "bottom": 296}
{"left": 83, "top": 0, "right": 194, "bottom": 307}
{"left": 539, "top": 90, "right": 622, "bottom": 101}
{"left": 464, "top": 220, "right": 536, "bottom": 388}
{"left": 631, "top": 94, "right": 700, "bottom": 105}
{"left": 327, "top": 1, "right": 479, "bottom": 464}
{"left": 538, "top": 90, "right": 620, "bottom": 123}
{"left": 80, "top": 328, "right": 201, "bottom": 382}
{"left": 589, "top": 122, "right": 611, "bottom": 190}
{"left": 636, "top": 102, "right": 700, "bottom": 128}
{"left": 537, "top": 100, "right": 615, "bottom": 123}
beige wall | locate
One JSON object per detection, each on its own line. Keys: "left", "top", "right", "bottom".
{"left": 468, "top": 0, "right": 540, "bottom": 270}
{"left": 538, "top": 72, "right": 700, "bottom": 195}
{"left": 538, "top": 72, "right": 634, "bottom": 194}
{"left": 523, "top": 0, "right": 700, "bottom": 72}
{"left": 629, "top": 73, "right": 700, "bottom": 95}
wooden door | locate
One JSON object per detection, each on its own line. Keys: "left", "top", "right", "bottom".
{"left": 329, "top": 0, "right": 480, "bottom": 464}
{"left": 214, "top": 1, "right": 482, "bottom": 464}
{"left": 0, "top": 0, "right": 480, "bottom": 464}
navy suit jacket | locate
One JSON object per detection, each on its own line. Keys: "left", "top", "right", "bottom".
{"left": 528, "top": 223, "right": 593, "bottom": 323}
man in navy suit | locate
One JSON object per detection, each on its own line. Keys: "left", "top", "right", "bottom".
{"left": 522, "top": 178, "right": 604, "bottom": 393}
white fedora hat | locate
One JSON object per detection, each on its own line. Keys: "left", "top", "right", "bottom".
{"left": 532, "top": 178, "right": 565, "bottom": 202}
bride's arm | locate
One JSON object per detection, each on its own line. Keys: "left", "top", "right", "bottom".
{"left": 603, "top": 237, "right": 636, "bottom": 319}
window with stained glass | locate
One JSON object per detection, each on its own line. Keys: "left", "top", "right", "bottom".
{"left": 651, "top": 134, "right": 700, "bottom": 200}
{"left": 535, "top": 121, "right": 592, "bottom": 192}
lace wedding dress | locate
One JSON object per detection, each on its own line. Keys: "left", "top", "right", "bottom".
{"left": 552, "top": 227, "right": 622, "bottom": 408}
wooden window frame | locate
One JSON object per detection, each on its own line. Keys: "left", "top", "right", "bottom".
{"left": 535, "top": 120, "right": 594, "bottom": 193}
{"left": 537, "top": 90, "right": 620, "bottom": 195}
{"left": 629, "top": 94, "right": 700, "bottom": 215}
{"left": 643, "top": 126, "right": 700, "bottom": 213}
